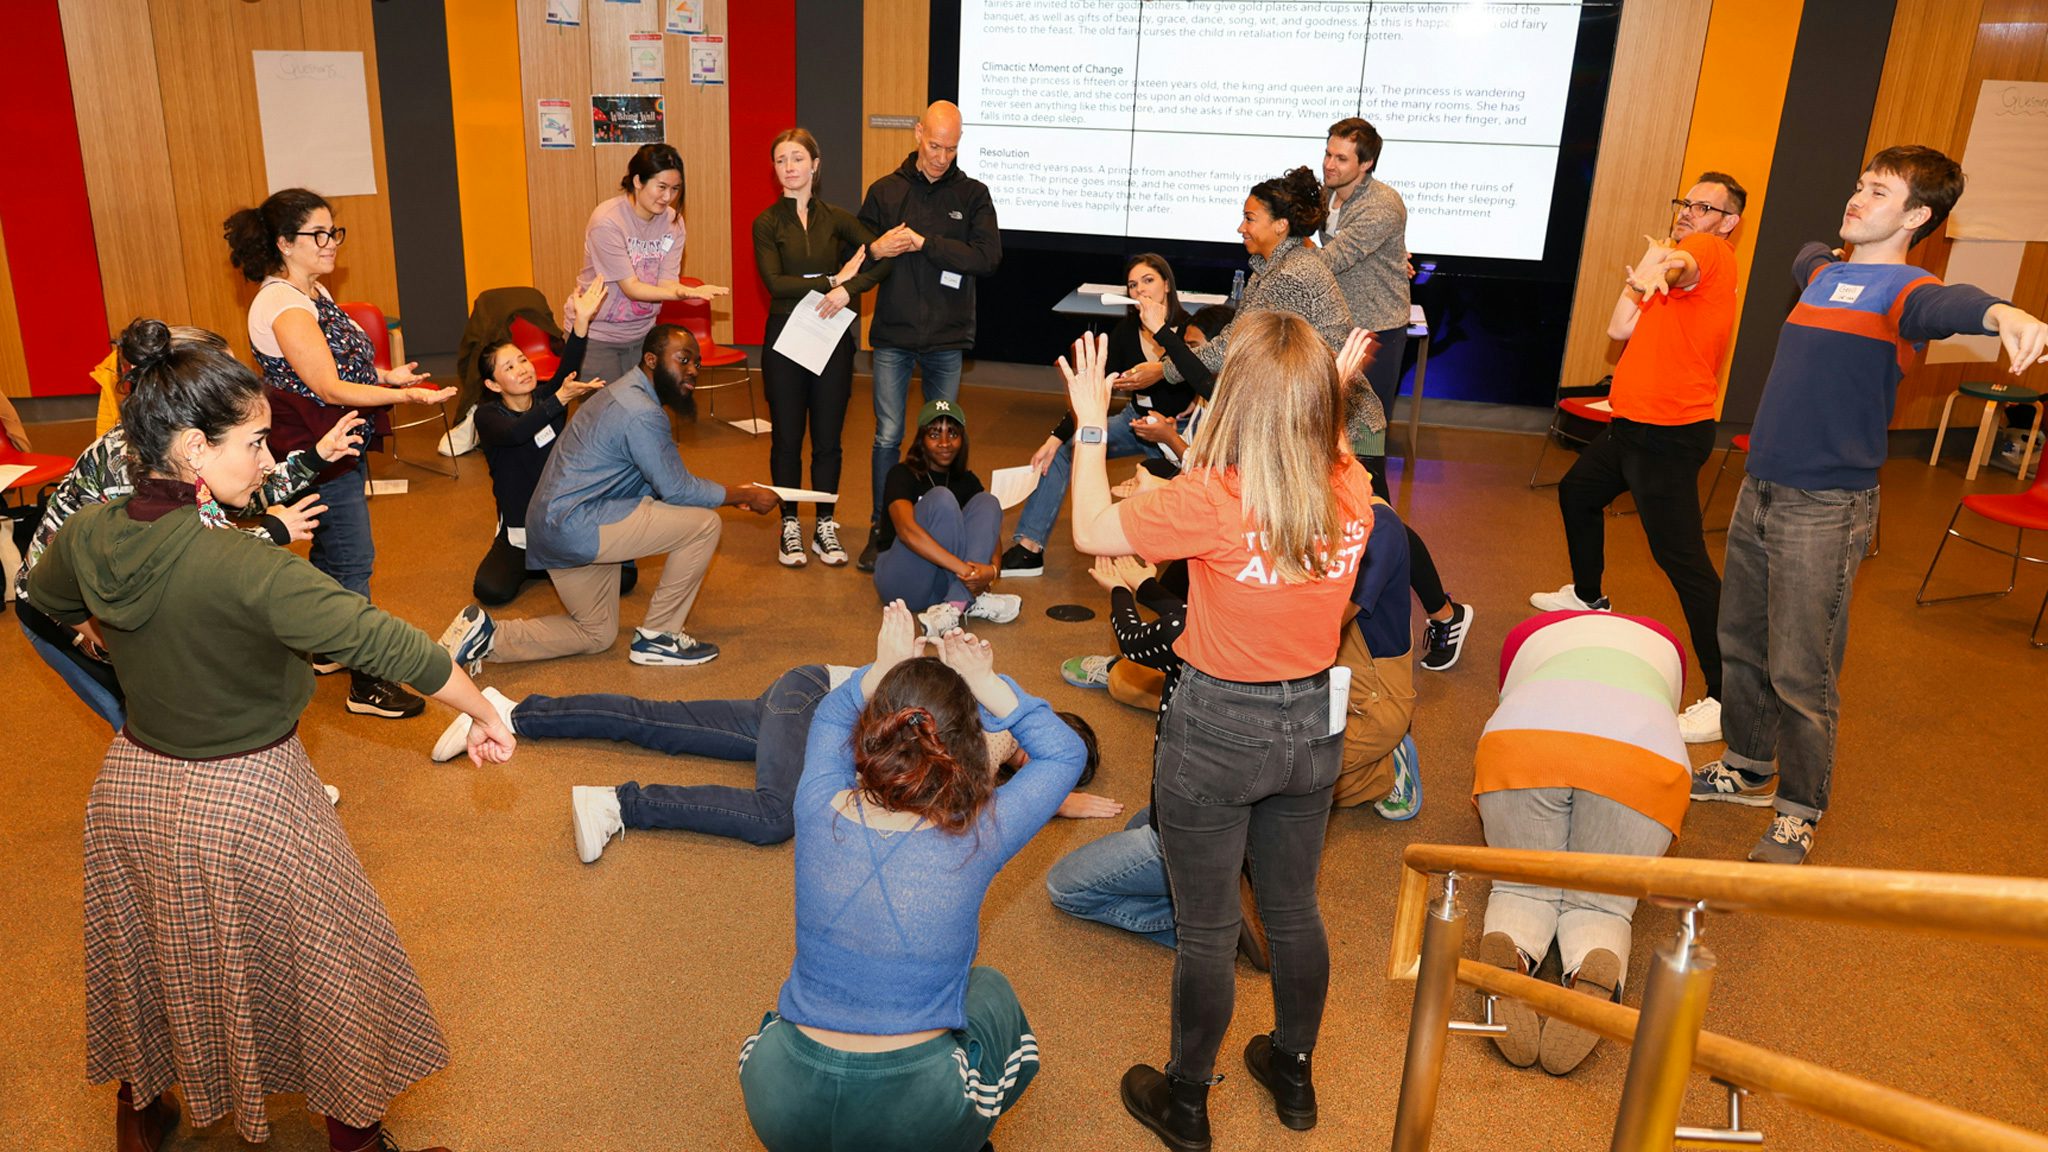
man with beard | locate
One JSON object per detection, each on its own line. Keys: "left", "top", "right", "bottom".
{"left": 437, "top": 324, "right": 779, "bottom": 670}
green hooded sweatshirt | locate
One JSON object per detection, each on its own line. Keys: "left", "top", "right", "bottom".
{"left": 28, "top": 493, "right": 451, "bottom": 759}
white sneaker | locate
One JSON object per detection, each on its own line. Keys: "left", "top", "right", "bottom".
{"left": 918, "top": 601, "right": 963, "bottom": 638}
{"left": 966, "top": 592, "right": 1022, "bottom": 624}
{"left": 777, "top": 518, "right": 808, "bottom": 567}
{"left": 431, "top": 686, "right": 519, "bottom": 763}
{"left": 324, "top": 784, "right": 341, "bottom": 806}
{"left": 437, "top": 408, "right": 478, "bottom": 457}
{"left": 1529, "top": 583, "right": 1611, "bottom": 612}
{"left": 1677, "top": 697, "right": 1722, "bottom": 744}
{"left": 572, "top": 785, "right": 624, "bottom": 863}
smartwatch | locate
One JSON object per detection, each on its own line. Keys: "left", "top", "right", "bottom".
{"left": 1077, "top": 426, "right": 1107, "bottom": 445}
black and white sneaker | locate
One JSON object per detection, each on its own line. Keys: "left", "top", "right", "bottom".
{"left": 1420, "top": 603, "right": 1475, "bottom": 672}
{"left": 777, "top": 518, "right": 808, "bottom": 567}
{"left": 347, "top": 673, "right": 425, "bottom": 718}
{"left": 310, "top": 656, "right": 344, "bottom": 675}
{"left": 812, "top": 519, "right": 848, "bottom": 567}
{"left": 1000, "top": 543, "right": 1045, "bottom": 578}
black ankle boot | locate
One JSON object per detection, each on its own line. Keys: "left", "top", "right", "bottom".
{"left": 1121, "top": 1063, "right": 1212, "bottom": 1151}
{"left": 1244, "top": 1033, "right": 1316, "bottom": 1129}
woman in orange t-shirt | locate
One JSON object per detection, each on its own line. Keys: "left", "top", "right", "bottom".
{"left": 1058, "top": 312, "right": 1376, "bottom": 1147}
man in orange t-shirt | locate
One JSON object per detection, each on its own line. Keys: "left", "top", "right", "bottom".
{"left": 1530, "top": 173, "right": 1745, "bottom": 745}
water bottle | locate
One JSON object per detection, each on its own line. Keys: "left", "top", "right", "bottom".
{"left": 1229, "top": 268, "right": 1246, "bottom": 306}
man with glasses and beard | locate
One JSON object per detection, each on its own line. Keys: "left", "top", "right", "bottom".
{"left": 437, "top": 325, "right": 780, "bottom": 671}
{"left": 1530, "top": 173, "right": 1747, "bottom": 745}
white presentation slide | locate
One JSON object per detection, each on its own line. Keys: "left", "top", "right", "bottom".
{"left": 956, "top": 0, "right": 1585, "bottom": 260}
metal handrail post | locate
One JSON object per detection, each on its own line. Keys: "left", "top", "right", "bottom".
{"left": 1611, "top": 905, "right": 1718, "bottom": 1151}
{"left": 1390, "top": 874, "right": 1465, "bottom": 1152}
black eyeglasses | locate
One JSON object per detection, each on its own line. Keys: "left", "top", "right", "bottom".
{"left": 1670, "top": 199, "right": 1729, "bottom": 218}
{"left": 293, "top": 227, "right": 347, "bottom": 248}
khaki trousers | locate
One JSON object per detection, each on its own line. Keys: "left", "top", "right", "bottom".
{"left": 489, "top": 499, "right": 722, "bottom": 663}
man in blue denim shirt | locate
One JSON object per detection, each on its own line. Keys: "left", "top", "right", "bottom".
{"left": 438, "top": 325, "right": 779, "bottom": 669}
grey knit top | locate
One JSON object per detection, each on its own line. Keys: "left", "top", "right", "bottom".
{"left": 1318, "top": 175, "right": 1412, "bottom": 333}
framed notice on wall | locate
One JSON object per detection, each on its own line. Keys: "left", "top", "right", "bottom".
{"left": 688, "top": 35, "right": 725, "bottom": 86}
{"left": 1951, "top": 80, "right": 2048, "bottom": 243}
{"left": 251, "top": 51, "right": 377, "bottom": 196}
{"left": 538, "top": 99, "right": 575, "bottom": 149}
{"left": 592, "top": 95, "right": 664, "bottom": 145}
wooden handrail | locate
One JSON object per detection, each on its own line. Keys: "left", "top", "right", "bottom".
{"left": 1458, "top": 961, "right": 2048, "bottom": 1152}
{"left": 1392, "top": 845, "right": 2048, "bottom": 978}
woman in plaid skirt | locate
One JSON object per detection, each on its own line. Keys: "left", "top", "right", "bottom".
{"left": 28, "top": 320, "right": 517, "bottom": 1152}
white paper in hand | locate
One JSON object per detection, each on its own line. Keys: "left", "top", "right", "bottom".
{"left": 761, "top": 484, "right": 838, "bottom": 503}
{"left": 770, "top": 291, "right": 858, "bottom": 375}
{"left": 989, "top": 466, "right": 1040, "bottom": 510}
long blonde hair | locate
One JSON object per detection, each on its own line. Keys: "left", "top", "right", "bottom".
{"left": 1182, "top": 310, "right": 1344, "bottom": 583}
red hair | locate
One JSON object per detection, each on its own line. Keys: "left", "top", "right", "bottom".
{"left": 851, "top": 658, "right": 992, "bottom": 834}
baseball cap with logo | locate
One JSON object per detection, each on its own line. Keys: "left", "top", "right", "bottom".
{"left": 916, "top": 398, "right": 967, "bottom": 431}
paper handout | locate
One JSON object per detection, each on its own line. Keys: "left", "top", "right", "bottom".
{"left": 760, "top": 484, "right": 837, "bottom": 503}
{"left": 989, "top": 466, "right": 1040, "bottom": 511}
{"left": 770, "top": 292, "right": 859, "bottom": 374}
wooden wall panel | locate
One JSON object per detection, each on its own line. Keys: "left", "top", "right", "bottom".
{"left": 518, "top": 0, "right": 596, "bottom": 301}
{"left": 57, "top": 0, "right": 187, "bottom": 339}
{"left": 1872, "top": 0, "right": 2048, "bottom": 427}
{"left": 859, "top": 0, "right": 929, "bottom": 350}
{"left": 1557, "top": 0, "right": 1713, "bottom": 394}
{"left": 0, "top": 219, "right": 30, "bottom": 399}
{"left": 298, "top": 0, "right": 401, "bottom": 318}
{"left": 515, "top": 0, "right": 732, "bottom": 340}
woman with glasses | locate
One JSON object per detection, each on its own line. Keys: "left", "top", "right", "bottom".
{"left": 226, "top": 188, "right": 457, "bottom": 721}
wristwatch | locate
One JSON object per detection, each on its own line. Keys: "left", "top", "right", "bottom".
{"left": 1077, "top": 426, "right": 1107, "bottom": 445}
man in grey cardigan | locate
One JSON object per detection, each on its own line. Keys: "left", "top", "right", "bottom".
{"left": 1318, "top": 117, "right": 1412, "bottom": 469}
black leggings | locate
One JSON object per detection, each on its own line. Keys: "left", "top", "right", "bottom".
{"left": 473, "top": 529, "right": 637, "bottom": 607}
{"left": 762, "top": 315, "right": 855, "bottom": 521}
{"left": 1406, "top": 524, "right": 1449, "bottom": 615}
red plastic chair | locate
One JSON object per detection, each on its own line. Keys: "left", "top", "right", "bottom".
{"left": 507, "top": 315, "right": 562, "bottom": 381}
{"left": 658, "top": 280, "right": 759, "bottom": 435}
{"left": 1916, "top": 463, "right": 2048, "bottom": 646}
{"left": 1529, "top": 393, "right": 1614, "bottom": 487}
{"left": 339, "top": 301, "right": 455, "bottom": 479}
{"left": 0, "top": 435, "right": 73, "bottom": 507}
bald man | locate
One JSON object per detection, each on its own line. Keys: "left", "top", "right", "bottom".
{"left": 855, "top": 100, "right": 1003, "bottom": 570}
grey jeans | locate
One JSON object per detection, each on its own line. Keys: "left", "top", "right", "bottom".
{"left": 1476, "top": 788, "right": 1673, "bottom": 986}
{"left": 1716, "top": 475, "right": 1879, "bottom": 822}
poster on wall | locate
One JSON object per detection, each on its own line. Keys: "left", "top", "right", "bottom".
{"left": 666, "top": 0, "right": 704, "bottom": 34}
{"left": 592, "top": 95, "right": 664, "bottom": 145}
{"left": 545, "top": 0, "right": 581, "bottom": 27}
{"left": 629, "top": 32, "right": 664, "bottom": 83}
{"left": 1950, "top": 80, "right": 2048, "bottom": 243}
{"left": 1926, "top": 239, "right": 2027, "bottom": 364}
{"left": 538, "top": 99, "right": 575, "bottom": 149}
{"left": 688, "top": 35, "right": 725, "bottom": 86}
{"left": 251, "top": 51, "right": 377, "bottom": 196}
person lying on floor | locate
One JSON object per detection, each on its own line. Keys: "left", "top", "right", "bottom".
{"left": 1045, "top": 495, "right": 1424, "bottom": 959}
{"left": 1473, "top": 609, "right": 1692, "bottom": 1076}
{"left": 428, "top": 637, "right": 1119, "bottom": 857}
{"left": 873, "top": 397, "right": 1021, "bottom": 636}
{"left": 738, "top": 603, "right": 1085, "bottom": 1152}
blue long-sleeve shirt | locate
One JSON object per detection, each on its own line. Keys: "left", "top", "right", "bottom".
{"left": 523, "top": 366, "right": 725, "bottom": 569}
{"left": 1350, "top": 500, "right": 1414, "bottom": 659}
{"left": 777, "top": 666, "right": 1085, "bottom": 1034}
{"left": 1747, "top": 242, "right": 2003, "bottom": 492}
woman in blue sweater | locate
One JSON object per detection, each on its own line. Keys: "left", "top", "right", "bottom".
{"left": 739, "top": 601, "right": 1086, "bottom": 1152}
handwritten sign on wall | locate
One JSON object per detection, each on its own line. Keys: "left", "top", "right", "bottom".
{"left": 1951, "top": 80, "right": 2048, "bottom": 243}
{"left": 251, "top": 51, "right": 378, "bottom": 197}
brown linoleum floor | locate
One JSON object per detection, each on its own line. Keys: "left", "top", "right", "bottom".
{"left": 3, "top": 378, "right": 2045, "bottom": 1151}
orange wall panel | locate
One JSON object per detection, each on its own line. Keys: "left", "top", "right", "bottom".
{"left": 448, "top": 0, "right": 537, "bottom": 303}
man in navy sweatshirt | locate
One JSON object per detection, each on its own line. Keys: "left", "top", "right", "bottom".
{"left": 1691, "top": 146, "right": 2048, "bottom": 864}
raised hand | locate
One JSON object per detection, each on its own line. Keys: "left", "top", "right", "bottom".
{"left": 1109, "top": 553, "right": 1157, "bottom": 589}
{"left": 267, "top": 494, "right": 326, "bottom": 543}
{"left": 875, "top": 599, "right": 921, "bottom": 671}
{"left": 1056, "top": 333, "right": 1113, "bottom": 429}
{"left": 315, "top": 409, "right": 365, "bottom": 462}
{"left": 936, "top": 628, "right": 995, "bottom": 682}
{"left": 384, "top": 361, "right": 431, "bottom": 387}
{"left": 1088, "top": 554, "right": 1124, "bottom": 592}
{"left": 1334, "top": 327, "right": 1378, "bottom": 388}
{"left": 559, "top": 372, "right": 605, "bottom": 403}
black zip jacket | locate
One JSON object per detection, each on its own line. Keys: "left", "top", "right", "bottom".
{"left": 857, "top": 152, "right": 1002, "bottom": 351}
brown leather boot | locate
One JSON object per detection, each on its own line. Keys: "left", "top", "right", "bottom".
{"left": 115, "top": 1091, "right": 177, "bottom": 1152}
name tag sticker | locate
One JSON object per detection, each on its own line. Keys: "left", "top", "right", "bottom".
{"left": 507, "top": 526, "right": 527, "bottom": 549}
{"left": 533, "top": 424, "right": 556, "bottom": 448}
{"left": 940, "top": 271, "right": 963, "bottom": 289}
{"left": 1829, "top": 282, "right": 1864, "bottom": 304}
{"left": 659, "top": 234, "right": 674, "bottom": 253}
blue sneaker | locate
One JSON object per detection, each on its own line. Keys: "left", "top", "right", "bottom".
{"left": 1374, "top": 734, "right": 1421, "bottom": 821}
{"left": 438, "top": 604, "right": 495, "bottom": 674}
{"left": 629, "top": 627, "right": 719, "bottom": 666}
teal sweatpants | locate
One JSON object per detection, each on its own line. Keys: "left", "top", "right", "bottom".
{"left": 738, "top": 967, "right": 1040, "bottom": 1152}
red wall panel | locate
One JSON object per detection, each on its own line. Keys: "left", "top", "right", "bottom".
{"left": 727, "top": 0, "right": 797, "bottom": 345}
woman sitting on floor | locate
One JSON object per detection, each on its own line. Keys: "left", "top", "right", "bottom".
{"left": 872, "top": 398, "right": 1019, "bottom": 635}
{"left": 738, "top": 602, "right": 1086, "bottom": 1152}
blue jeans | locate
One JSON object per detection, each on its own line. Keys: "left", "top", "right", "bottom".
{"left": 309, "top": 454, "right": 374, "bottom": 599}
{"left": 21, "top": 613, "right": 125, "bottom": 730}
{"left": 1716, "top": 476, "right": 1879, "bottom": 823}
{"left": 515, "top": 664, "right": 832, "bottom": 845}
{"left": 1011, "top": 405, "right": 1181, "bottom": 550}
{"left": 869, "top": 347, "right": 963, "bottom": 516}
{"left": 1045, "top": 806, "right": 1174, "bottom": 947}
{"left": 873, "top": 489, "right": 1002, "bottom": 612}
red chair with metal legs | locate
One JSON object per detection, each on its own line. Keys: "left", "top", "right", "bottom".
{"left": 339, "top": 301, "right": 456, "bottom": 479}
{"left": 1529, "top": 394, "right": 1614, "bottom": 488}
{"left": 657, "top": 283, "right": 759, "bottom": 434}
{"left": 1915, "top": 462, "right": 2048, "bottom": 646}
{"left": 507, "top": 315, "right": 562, "bottom": 381}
